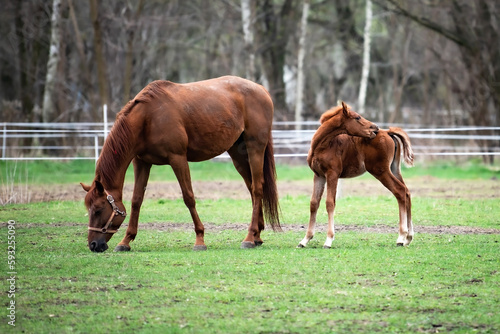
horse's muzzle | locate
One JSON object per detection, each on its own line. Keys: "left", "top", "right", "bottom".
{"left": 89, "top": 240, "right": 109, "bottom": 252}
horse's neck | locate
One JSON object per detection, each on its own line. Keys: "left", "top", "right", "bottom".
{"left": 95, "top": 162, "right": 129, "bottom": 199}
{"left": 95, "top": 131, "right": 138, "bottom": 199}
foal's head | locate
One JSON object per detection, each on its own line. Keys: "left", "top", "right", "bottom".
{"left": 81, "top": 181, "right": 127, "bottom": 252}
{"left": 321, "top": 101, "right": 379, "bottom": 139}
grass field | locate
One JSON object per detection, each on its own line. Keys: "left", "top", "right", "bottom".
{"left": 1, "top": 160, "right": 500, "bottom": 333}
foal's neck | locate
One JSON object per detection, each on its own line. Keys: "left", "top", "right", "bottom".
{"left": 311, "top": 116, "right": 347, "bottom": 150}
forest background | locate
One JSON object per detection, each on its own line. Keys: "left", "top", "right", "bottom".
{"left": 1, "top": 0, "right": 499, "bottom": 147}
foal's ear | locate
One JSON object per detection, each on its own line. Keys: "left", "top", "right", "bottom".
{"left": 80, "top": 183, "right": 91, "bottom": 192}
{"left": 341, "top": 101, "right": 349, "bottom": 117}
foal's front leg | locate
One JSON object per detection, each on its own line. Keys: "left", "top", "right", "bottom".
{"left": 323, "top": 173, "right": 339, "bottom": 248}
{"left": 115, "top": 158, "right": 151, "bottom": 252}
{"left": 298, "top": 174, "right": 326, "bottom": 248}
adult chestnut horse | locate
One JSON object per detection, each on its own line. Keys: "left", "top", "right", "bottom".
{"left": 81, "top": 76, "right": 280, "bottom": 252}
{"left": 298, "top": 102, "right": 414, "bottom": 249}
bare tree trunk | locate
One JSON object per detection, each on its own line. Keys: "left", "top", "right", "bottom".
{"left": 68, "top": 0, "right": 92, "bottom": 120}
{"left": 123, "top": 0, "right": 145, "bottom": 105}
{"left": 89, "top": 0, "right": 109, "bottom": 117}
{"left": 357, "top": 0, "right": 372, "bottom": 116}
{"left": 42, "top": 0, "right": 62, "bottom": 123}
{"left": 255, "top": 0, "right": 296, "bottom": 120}
{"left": 388, "top": 23, "right": 411, "bottom": 124}
{"left": 294, "top": 0, "right": 309, "bottom": 130}
{"left": 241, "top": 0, "right": 255, "bottom": 81}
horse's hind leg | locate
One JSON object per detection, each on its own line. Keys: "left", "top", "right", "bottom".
{"left": 170, "top": 154, "right": 207, "bottom": 251}
{"left": 298, "top": 174, "right": 326, "bottom": 248}
{"left": 240, "top": 136, "right": 268, "bottom": 249}
{"left": 227, "top": 139, "right": 265, "bottom": 246}
{"left": 115, "top": 158, "right": 151, "bottom": 252}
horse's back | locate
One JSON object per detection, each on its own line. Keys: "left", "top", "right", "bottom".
{"left": 132, "top": 76, "right": 274, "bottom": 163}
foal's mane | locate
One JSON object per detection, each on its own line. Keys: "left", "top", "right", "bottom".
{"left": 95, "top": 81, "right": 170, "bottom": 188}
{"left": 319, "top": 104, "right": 345, "bottom": 124}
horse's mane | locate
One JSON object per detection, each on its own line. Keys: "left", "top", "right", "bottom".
{"left": 95, "top": 80, "right": 173, "bottom": 188}
{"left": 96, "top": 112, "right": 133, "bottom": 188}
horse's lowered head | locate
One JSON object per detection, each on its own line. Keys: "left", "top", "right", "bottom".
{"left": 81, "top": 180, "right": 127, "bottom": 252}
{"left": 321, "top": 101, "right": 379, "bottom": 139}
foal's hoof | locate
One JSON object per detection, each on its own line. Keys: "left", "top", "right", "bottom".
{"left": 240, "top": 241, "right": 256, "bottom": 249}
{"left": 114, "top": 245, "right": 131, "bottom": 252}
{"left": 193, "top": 245, "right": 207, "bottom": 251}
{"left": 396, "top": 243, "right": 404, "bottom": 247}
{"left": 297, "top": 243, "right": 305, "bottom": 248}
{"left": 254, "top": 240, "right": 264, "bottom": 247}
{"left": 322, "top": 245, "right": 331, "bottom": 249}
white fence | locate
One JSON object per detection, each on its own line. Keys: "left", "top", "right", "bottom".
{"left": 1, "top": 121, "right": 500, "bottom": 162}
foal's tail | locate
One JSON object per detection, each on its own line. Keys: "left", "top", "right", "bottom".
{"left": 388, "top": 128, "right": 414, "bottom": 177}
{"left": 263, "top": 135, "right": 282, "bottom": 232}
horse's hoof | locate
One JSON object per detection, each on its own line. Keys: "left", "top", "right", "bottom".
{"left": 254, "top": 240, "right": 264, "bottom": 247}
{"left": 297, "top": 244, "right": 305, "bottom": 248}
{"left": 240, "top": 241, "right": 256, "bottom": 249}
{"left": 193, "top": 245, "right": 207, "bottom": 251}
{"left": 396, "top": 243, "right": 404, "bottom": 247}
{"left": 322, "top": 245, "right": 331, "bottom": 249}
{"left": 114, "top": 245, "right": 131, "bottom": 252}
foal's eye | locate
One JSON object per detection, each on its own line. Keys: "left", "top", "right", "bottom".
{"left": 355, "top": 116, "right": 361, "bottom": 121}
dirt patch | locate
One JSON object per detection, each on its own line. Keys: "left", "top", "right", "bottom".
{"left": 18, "top": 176, "right": 500, "bottom": 203}
{"left": 11, "top": 222, "right": 500, "bottom": 235}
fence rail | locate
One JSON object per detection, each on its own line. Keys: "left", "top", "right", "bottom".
{"left": 2, "top": 122, "right": 500, "bottom": 161}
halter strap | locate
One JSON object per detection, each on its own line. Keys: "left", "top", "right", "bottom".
{"left": 88, "top": 191, "right": 126, "bottom": 234}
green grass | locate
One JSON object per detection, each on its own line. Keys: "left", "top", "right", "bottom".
{"left": 1, "top": 159, "right": 500, "bottom": 185}
{"left": 1, "top": 159, "right": 500, "bottom": 333}
{"left": 2, "top": 196, "right": 499, "bottom": 230}
{"left": 1, "top": 227, "right": 499, "bottom": 333}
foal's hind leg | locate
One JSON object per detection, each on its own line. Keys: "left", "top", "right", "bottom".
{"left": 392, "top": 171, "right": 414, "bottom": 245}
{"left": 323, "top": 172, "right": 340, "bottom": 248}
{"left": 298, "top": 174, "right": 326, "bottom": 248}
{"left": 169, "top": 154, "right": 207, "bottom": 251}
{"left": 372, "top": 171, "right": 412, "bottom": 246}
{"left": 115, "top": 158, "right": 151, "bottom": 252}
{"left": 227, "top": 141, "right": 265, "bottom": 246}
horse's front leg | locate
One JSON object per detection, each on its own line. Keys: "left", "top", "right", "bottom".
{"left": 323, "top": 173, "right": 339, "bottom": 249}
{"left": 170, "top": 155, "right": 207, "bottom": 251}
{"left": 298, "top": 174, "right": 326, "bottom": 248}
{"left": 115, "top": 158, "right": 151, "bottom": 252}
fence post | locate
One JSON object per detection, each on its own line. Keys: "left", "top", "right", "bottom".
{"left": 94, "top": 135, "right": 99, "bottom": 164}
{"left": 2, "top": 123, "right": 6, "bottom": 159}
{"left": 103, "top": 104, "right": 108, "bottom": 140}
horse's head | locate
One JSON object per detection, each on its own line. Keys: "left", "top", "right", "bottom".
{"left": 81, "top": 181, "right": 127, "bottom": 252}
{"left": 340, "top": 101, "right": 379, "bottom": 139}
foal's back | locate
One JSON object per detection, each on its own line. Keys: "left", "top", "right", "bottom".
{"left": 309, "top": 130, "right": 396, "bottom": 179}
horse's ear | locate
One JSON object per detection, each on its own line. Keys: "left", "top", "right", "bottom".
{"left": 80, "top": 183, "right": 91, "bottom": 192}
{"left": 341, "top": 101, "right": 349, "bottom": 117}
{"left": 94, "top": 180, "right": 105, "bottom": 194}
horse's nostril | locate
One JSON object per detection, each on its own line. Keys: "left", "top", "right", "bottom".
{"left": 89, "top": 241, "right": 97, "bottom": 252}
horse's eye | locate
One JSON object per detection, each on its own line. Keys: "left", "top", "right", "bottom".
{"left": 355, "top": 116, "right": 361, "bottom": 121}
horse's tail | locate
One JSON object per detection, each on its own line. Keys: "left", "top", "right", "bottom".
{"left": 388, "top": 127, "right": 414, "bottom": 168}
{"left": 263, "top": 134, "right": 282, "bottom": 232}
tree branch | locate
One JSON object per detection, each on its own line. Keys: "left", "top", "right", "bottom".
{"left": 374, "top": 0, "right": 473, "bottom": 50}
